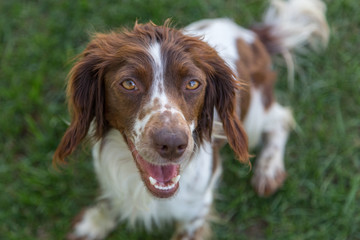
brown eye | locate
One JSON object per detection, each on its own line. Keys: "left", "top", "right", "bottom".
{"left": 186, "top": 79, "right": 200, "bottom": 90}
{"left": 121, "top": 79, "right": 137, "bottom": 91}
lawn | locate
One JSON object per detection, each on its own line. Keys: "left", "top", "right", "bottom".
{"left": 1, "top": 0, "right": 359, "bottom": 239}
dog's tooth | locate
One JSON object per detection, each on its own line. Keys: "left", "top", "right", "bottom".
{"left": 154, "top": 183, "right": 176, "bottom": 190}
{"left": 149, "top": 176, "right": 157, "bottom": 186}
{"left": 150, "top": 175, "right": 179, "bottom": 190}
{"left": 171, "top": 175, "right": 181, "bottom": 184}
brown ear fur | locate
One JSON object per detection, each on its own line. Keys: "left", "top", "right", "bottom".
{"left": 53, "top": 34, "right": 118, "bottom": 164}
{"left": 188, "top": 38, "right": 249, "bottom": 163}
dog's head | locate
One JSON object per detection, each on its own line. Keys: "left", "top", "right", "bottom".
{"left": 54, "top": 21, "right": 249, "bottom": 198}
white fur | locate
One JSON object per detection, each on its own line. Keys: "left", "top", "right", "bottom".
{"left": 70, "top": 202, "right": 117, "bottom": 240}
{"left": 148, "top": 42, "right": 167, "bottom": 103}
{"left": 263, "top": 0, "right": 329, "bottom": 52}
{"left": 251, "top": 103, "right": 294, "bottom": 196}
{"left": 243, "top": 88, "right": 267, "bottom": 149}
{"left": 69, "top": 129, "right": 218, "bottom": 238}
{"left": 263, "top": 0, "right": 329, "bottom": 85}
{"left": 185, "top": 18, "right": 256, "bottom": 73}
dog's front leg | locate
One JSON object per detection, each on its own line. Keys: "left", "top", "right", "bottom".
{"left": 67, "top": 200, "right": 118, "bottom": 240}
{"left": 172, "top": 216, "right": 211, "bottom": 240}
{"left": 251, "top": 103, "right": 294, "bottom": 196}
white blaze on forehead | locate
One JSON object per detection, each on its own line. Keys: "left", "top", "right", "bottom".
{"left": 147, "top": 42, "right": 188, "bottom": 119}
{"left": 132, "top": 42, "right": 189, "bottom": 143}
{"left": 148, "top": 42, "right": 167, "bottom": 104}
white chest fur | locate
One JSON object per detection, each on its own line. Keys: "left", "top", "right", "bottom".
{"left": 92, "top": 129, "right": 217, "bottom": 230}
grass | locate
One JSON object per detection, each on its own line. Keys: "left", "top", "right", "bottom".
{"left": 0, "top": 0, "right": 359, "bottom": 239}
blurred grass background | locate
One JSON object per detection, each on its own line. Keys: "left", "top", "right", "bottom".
{"left": 0, "top": 0, "right": 359, "bottom": 239}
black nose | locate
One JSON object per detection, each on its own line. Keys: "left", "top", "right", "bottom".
{"left": 153, "top": 128, "right": 188, "bottom": 160}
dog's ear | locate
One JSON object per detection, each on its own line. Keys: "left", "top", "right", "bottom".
{"left": 53, "top": 34, "right": 116, "bottom": 164}
{"left": 188, "top": 38, "right": 249, "bottom": 163}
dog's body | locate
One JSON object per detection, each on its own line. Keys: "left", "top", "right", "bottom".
{"left": 54, "top": 1, "right": 329, "bottom": 239}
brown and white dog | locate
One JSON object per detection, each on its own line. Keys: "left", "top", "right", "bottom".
{"left": 54, "top": 0, "right": 329, "bottom": 239}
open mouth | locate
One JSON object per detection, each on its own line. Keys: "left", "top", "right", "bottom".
{"left": 126, "top": 138, "right": 181, "bottom": 198}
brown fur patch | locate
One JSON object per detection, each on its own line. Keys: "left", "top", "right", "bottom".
{"left": 137, "top": 98, "right": 161, "bottom": 121}
{"left": 235, "top": 37, "right": 277, "bottom": 120}
{"left": 251, "top": 25, "right": 282, "bottom": 54}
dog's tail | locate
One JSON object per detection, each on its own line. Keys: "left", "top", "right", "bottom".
{"left": 252, "top": 0, "right": 329, "bottom": 86}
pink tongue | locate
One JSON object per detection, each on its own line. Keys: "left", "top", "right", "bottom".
{"left": 143, "top": 161, "right": 178, "bottom": 183}
{"left": 127, "top": 138, "right": 179, "bottom": 183}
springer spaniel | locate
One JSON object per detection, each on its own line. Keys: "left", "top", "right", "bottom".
{"left": 54, "top": 0, "right": 329, "bottom": 239}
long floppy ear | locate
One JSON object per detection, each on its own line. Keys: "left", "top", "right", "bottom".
{"left": 189, "top": 39, "right": 249, "bottom": 163}
{"left": 53, "top": 35, "right": 115, "bottom": 164}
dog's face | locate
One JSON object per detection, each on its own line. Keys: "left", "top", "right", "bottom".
{"left": 54, "top": 22, "right": 249, "bottom": 198}
{"left": 104, "top": 42, "right": 207, "bottom": 197}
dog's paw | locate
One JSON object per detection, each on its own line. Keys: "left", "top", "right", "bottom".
{"left": 66, "top": 206, "right": 116, "bottom": 240}
{"left": 251, "top": 167, "right": 287, "bottom": 197}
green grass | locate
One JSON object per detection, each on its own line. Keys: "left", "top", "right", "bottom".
{"left": 1, "top": 0, "right": 359, "bottom": 239}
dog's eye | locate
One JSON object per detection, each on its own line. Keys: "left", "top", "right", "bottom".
{"left": 121, "top": 79, "right": 138, "bottom": 91}
{"left": 186, "top": 80, "right": 200, "bottom": 90}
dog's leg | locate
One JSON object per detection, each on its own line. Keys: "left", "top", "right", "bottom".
{"left": 67, "top": 200, "right": 118, "bottom": 240}
{"left": 171, "top": 163, "right": 221, "bottom": 239}
{"left": 251, "top": 102, "right": 294, "bottom": 197}
{"left": 172, "top": 215, "right": 212, "bottom": 240}
{"left": 169, "top": 165, "right": 217, "bottom": 240}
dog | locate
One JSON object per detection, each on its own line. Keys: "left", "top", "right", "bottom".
{"left": 54, "top": 0, "right": 329, "bottom": 239}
